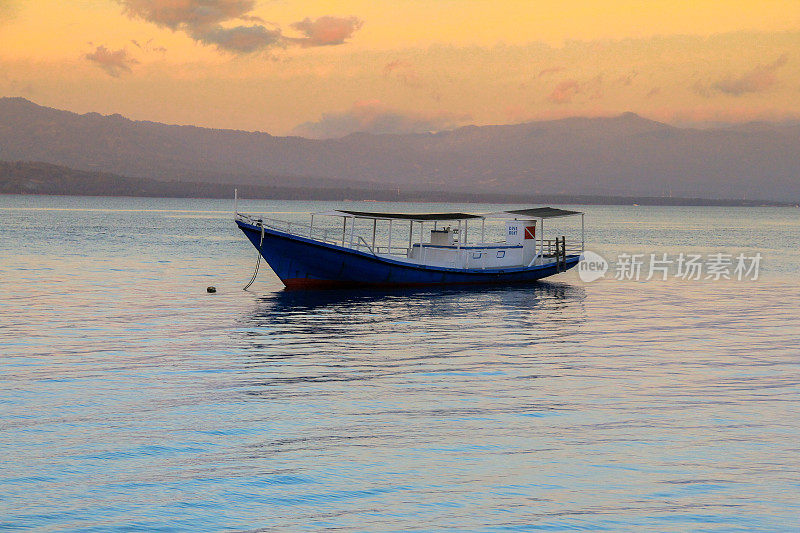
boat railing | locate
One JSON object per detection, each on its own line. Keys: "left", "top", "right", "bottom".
{"left": 374, "top": 245, "right": 415, "bottom": 256}
{"left": 237, "top": 212, "right": 584, "bottom": 262}
{"left": 355, "top": 236, "right": 377, "bottom": 255}
{"left": 239, "top": 213, "right": 416, "bottom": 255}
{"left": 540, "top": 238, "right": 583, "bottom": 256}
{"left": 349, "top": 241, "right": 417, "bottom": 257}
{"left": 237, "top": 212, "right": 342, "bottom": 246}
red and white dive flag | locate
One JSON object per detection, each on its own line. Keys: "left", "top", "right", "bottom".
{"left": 524, "top": 226, "right": 536, "bottom": 239}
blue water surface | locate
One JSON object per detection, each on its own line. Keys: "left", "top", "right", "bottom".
{"left": 1, "top": 195, "right": 799, "bottom": 532}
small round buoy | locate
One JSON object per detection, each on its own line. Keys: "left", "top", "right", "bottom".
{"left": 207, "top": 286, "right": 217, "bottom": 293}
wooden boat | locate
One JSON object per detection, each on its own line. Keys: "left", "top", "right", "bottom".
{"left": 235, "top": 207, "right": 584, "bottom": 289}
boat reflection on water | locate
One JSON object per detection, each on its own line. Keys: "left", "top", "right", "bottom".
{"left": 237, "top": 281, "right": 587, "bottom": 361}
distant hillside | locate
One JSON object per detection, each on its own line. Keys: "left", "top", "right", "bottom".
{"left": 1, "top": 160, "right": 790, "bottom": 206}
{"left": 1, "top": 97, "right": 798, "bottom": 201}
{"left": 0, "top": 160, "right": 400, "bottom": 200}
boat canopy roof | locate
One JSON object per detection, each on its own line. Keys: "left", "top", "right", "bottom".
{"left": 484, "top": 207, "right": 583, "bottom": 219}
{"left": 315, "top": 206, "right": 582, "bottom": 221}
{"left": 318, "top": 209, "right": 482, "bottom": 221}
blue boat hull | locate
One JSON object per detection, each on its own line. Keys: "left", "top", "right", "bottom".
{"left": 237, "top": 220, "right": 579, "bottom": 289}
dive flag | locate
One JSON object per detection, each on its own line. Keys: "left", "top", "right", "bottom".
{"left": 524, "top": 226, "right": 536, "bottom": 239}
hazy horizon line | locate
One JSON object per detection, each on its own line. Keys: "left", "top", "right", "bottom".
{"left": 4, "top": 95, "right": 799, "bottom": 141}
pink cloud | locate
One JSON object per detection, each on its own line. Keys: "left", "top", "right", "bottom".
{"left": 291, "top": 100, "right": 470, "bottom": 139}
{"left": 548, "top": 80, "right": 581, "bottom": 104}
{"left": 84, "top": 45, "right": 139, "bottom": 77}
{"left": 548, "top": 76, "right": 603, "bottom": 104}
{"left": 289, "top": 16, "right": 363, "bottom": 47}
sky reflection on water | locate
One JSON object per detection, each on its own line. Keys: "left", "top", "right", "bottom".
{"left": 1, "top": 196, "right": 799, "bottom": 531}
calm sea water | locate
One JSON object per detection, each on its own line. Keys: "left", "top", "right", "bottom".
{"left": 1, "top": 195, "right": 799, "bottom": 532}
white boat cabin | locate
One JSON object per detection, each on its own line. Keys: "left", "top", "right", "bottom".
{"left": 239, "top": 207, "right": 585, "bottom": 270}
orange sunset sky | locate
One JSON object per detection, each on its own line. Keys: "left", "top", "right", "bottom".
{"left": 2, "top": 1, "right": 799, "bottom": 137}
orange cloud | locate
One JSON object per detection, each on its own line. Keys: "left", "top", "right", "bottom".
{"left": 289, "top": 16, "right": 363, "bottom": 47}
{"left": 712, "top": 54, "right": 788, "bottom": 95}
{"left": 84, "top": 45, "right": 139, "bottom": 77}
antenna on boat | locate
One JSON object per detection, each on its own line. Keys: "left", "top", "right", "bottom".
{"left": 234, "top": 188, "right": 239, "bottom": 215}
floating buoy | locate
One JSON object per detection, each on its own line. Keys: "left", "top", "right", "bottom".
{"left": 207, "top": 286, "right": 217, "bottom": 293}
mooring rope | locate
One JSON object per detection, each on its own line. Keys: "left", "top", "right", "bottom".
{"left": 243, "top": 223, "right": 265, "bottom": 290}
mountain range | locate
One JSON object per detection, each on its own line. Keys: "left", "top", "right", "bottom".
{"left": 1, "top": 97, "right": 798, "bottom": 201}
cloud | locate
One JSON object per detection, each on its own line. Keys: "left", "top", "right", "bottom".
{"left": 537, "top": 66, "right": 564, "bottom": 78}
{"left": 711, "top": 54, "right": 788, "bottom": 95}
{"left": 548, "top": 76, "right": 602, "bottom": 104}
{"left": 119, "top": 0, "right": 281, "bottom": 53}
{"left": 692, "top": 79, "right": 711, "bottom": 97}
{"left": 118, "top": 1, "right": 362, "bottom": 53}
{"left": 289, "top": 16, "right": 363, "bottom": 47}
{"left": 291, "top": 100, "right": 470, "bottom": 139}
{"left": 617, "top": 71, "right": 637, "bottom": 86}
{"left": 646, "top": 87, "right": 661, "bottom": 98}
{"left": 548, "top": 80, "right": 581, "bottom": 104}
{"left": 384, "top": 59, "right": 422, "bottom": 87}
{"left": 192, "top": 24, "right": 283, "bottom": 53}
{"left": 84, "top": 45, "right": 139, "bottom": 77}
{"left": 120, "top": 0, "right": 254, "bottom": 29}
{"left": 131, "top": 38, "right": 167, "bottom": 54}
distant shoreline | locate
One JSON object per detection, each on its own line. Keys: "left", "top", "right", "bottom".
{"left": 1, "top": 160, "right": 794, "bottom": 207}
{"left": 3, "top": 190, "right": 793, "bottom": 208}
